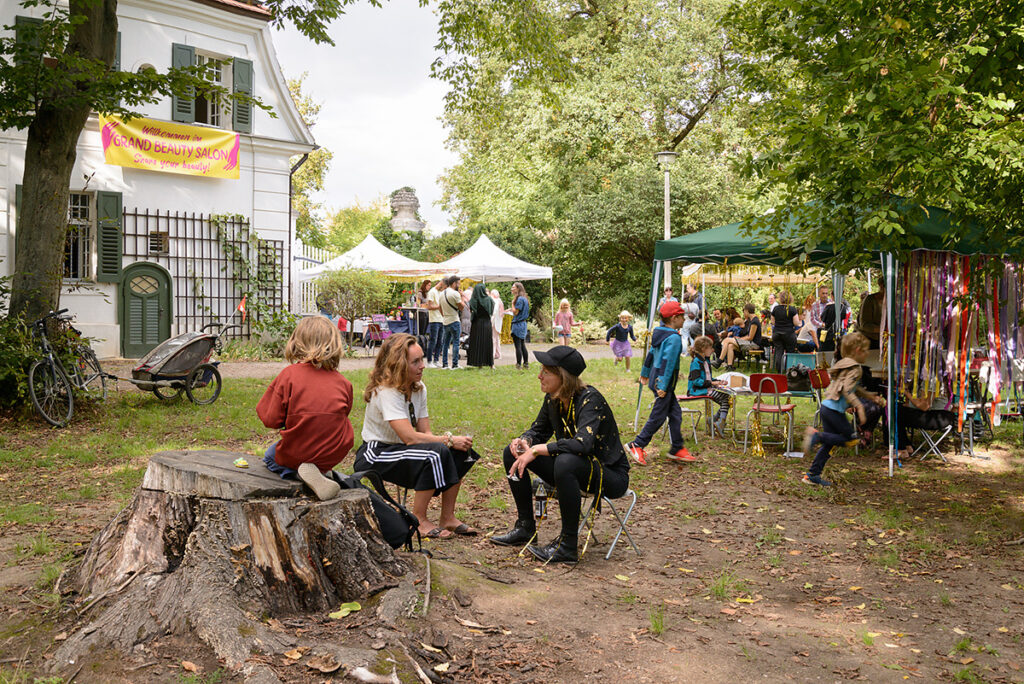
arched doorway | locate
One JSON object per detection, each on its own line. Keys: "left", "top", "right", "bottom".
{"left": 120, "top": 263, "right": 172, "bottom": 358}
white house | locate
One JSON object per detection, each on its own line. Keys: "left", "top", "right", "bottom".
{"left": 0, "top": 0, "right": 315, "bottom": 358}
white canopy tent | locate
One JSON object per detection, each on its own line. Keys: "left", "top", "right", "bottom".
{"left": 297, "top": 234, "right": 436, "bottom": 281}
{"left": 435, "top": 234, "right": 555, "bottom": 326}
{"left": 434, "top": 234, "right": 553, "bottom": 282}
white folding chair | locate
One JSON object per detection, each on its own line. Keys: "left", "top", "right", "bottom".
{"left": 578, "top": 489, "right": 641, "bottom": 560}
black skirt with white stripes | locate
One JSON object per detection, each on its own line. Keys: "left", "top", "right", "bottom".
{"left": 352, "top": 440, "right": 480, "bottom": 494}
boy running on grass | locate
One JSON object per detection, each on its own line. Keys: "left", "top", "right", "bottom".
{"left": 628, "top": 301, "right": 696, "bottom": 465}
{"left": 801, "top": 332, "right": 885, "bottom": 486}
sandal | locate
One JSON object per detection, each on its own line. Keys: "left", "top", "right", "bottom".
{"left": 422, "top": 527, "right": 454, "bottom": 539}
{"left": 445, "top": 523, "right": 478, "bottom": 536}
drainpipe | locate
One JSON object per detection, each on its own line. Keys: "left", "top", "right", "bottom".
{"left": 288, "top": 149, "right": 313, "bottom": 312}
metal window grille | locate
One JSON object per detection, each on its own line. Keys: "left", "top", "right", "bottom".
{"left": 64, "top": 192, "right": 92, "bottom": 280}
{"left": 122, "top": 208, "right": 285, "bottom": 339}
{"left": 148, "top": 231, "right": 170, "bottom": 254}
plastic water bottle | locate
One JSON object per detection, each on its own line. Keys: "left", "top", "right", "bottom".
{"left": 533, "top": 481, "right": 547, "bottom": 520}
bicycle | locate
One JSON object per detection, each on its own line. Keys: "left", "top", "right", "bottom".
{"left": 28, "top": 308, "right": 108, "bottom": 427}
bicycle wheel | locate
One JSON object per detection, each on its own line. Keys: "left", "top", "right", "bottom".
{"left": 185, "top": 363, "right": 222, "bottom": 405}
{"left": 28, "top": 360, "right": 74, "bottom": 427}
{"left": 77, "top": 347, "right": 107, "bottom": 400}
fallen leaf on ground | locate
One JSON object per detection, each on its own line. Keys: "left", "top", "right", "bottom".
{"left": 952, "top": 628, "right": 966, "bottom": 635}
{"left": 434, "top": 663, "right": 450, "bottom": 673}
{"left": 328, "top": 601, "right": 362, "bottom": 619}
{"left": 420, "top": 643, "right": 443, "bottom": 653}
{"left": 181, "top": 661, "right": 199, "bottom": 673}
{"left": 615, "top": 574, "right": 631, "bottom": 582}
{"left": 306, "top": 654, "right": 340, "bottom": 673}
{"left": 284, "top": 648, "right": 307, "bottom": 660}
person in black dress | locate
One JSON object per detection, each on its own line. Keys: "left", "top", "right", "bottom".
{"left": 467, "top": 283, "right": 495, "bottom": 368}
{"left": 770, "top": 290, "right": 801, "bottom": 372}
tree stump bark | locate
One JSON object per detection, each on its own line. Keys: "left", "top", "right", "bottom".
{"left": 53, "top": 450, "right": 406, "bottom": 674}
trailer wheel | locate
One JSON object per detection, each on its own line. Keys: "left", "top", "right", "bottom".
{"left": 153, "top": 384, "right": 183, "bottom": 401}
{"left": 185, "top": 364, "right": 222, "bottom": 405}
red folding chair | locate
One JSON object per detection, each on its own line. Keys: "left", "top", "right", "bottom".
{"left": 743, "top": 373, "right": 797, "bottom": 454}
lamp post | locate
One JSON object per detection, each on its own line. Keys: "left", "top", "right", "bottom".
{"left": 654, "top": 150, "right": 678, "bottom": 291}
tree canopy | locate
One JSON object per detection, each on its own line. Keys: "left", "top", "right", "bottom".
{"left": 727, "top": 0, "right": 1024, "bottom": 271}
{"left": 432, "top": 0, "right": 754, "bottom": 314}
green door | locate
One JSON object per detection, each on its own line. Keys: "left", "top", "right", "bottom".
{"left": 121, "top": 263, "right": 171, "bottom": 358}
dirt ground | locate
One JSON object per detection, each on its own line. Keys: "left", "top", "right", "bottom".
{"left": 3, "top": 357, "right": 1024, "bottom": 683}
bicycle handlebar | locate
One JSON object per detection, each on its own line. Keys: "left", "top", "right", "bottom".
{"left": 33, "top": 308, "right": 70, "bottom": 326}
{"left": 217, "top": 324, "right": 243, "bottom": 336}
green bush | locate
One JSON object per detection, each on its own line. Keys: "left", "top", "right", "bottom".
{"left": 0, "top": 313, "right": 34, "bottom": 409}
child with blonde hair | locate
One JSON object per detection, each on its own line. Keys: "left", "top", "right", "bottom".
{"left": 257, "top": 316, "right": 355, "bottom": 500}
{"left": 606, "top": 310, "right": 636, "bottom": 370}
{"left": 553, "top": 298, "right": 581, "bottom": 346}
{"left": 801, "top": 332, "right": 885, "bottom": 486}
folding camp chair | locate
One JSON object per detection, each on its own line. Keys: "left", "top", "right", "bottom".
{"left": 742, "top": 373, "right": 797, "bottom": 455}
{"left": 362, "top": 323, "right": 386, "bottom": 355}
{"left": 578, "top": 489, "right": 641, "bottom": 560}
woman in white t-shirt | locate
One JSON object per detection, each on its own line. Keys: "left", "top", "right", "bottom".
{"left": 352, "top": 333, "right": 480, "bottom": 539}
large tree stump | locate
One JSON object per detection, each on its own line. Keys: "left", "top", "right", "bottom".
{"left": 53, "top": 450, "right": 405, "bottom": 674}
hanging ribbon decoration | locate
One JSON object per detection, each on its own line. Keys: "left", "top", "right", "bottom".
{"left": 750, "top": 411, "right": 766, "bottom": 459}
{"left": 957, "top": 255, "right": 971, "bottom": 433}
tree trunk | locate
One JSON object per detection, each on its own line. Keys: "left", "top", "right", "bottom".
{"left": 52, "top": 451, "right": 406, "bottom": 676}
{"left": 10, "top": 0, "right": 118, "bottom": 321}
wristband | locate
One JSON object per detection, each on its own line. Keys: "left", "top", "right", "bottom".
{"left": 444, "top": 431, "right": 453, "bottom": 448}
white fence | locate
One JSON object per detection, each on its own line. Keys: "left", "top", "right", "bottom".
{"left": 291, "top": 239, "right": 337, "bottom": 314}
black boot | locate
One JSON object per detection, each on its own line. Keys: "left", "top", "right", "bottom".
{"left": 490, "top": 519, "right": 536, "bottom": 546}
{"left": 527, "top": 534, "right": 578, "bottom": 563}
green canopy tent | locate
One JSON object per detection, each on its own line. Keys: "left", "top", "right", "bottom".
{"left": 644, "top": 203, "right": 1013, "bottom": 476}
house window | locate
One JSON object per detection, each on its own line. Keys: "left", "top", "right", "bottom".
{"left": 64, "top": 192, "right": 92, "bottom": 280}
{"left": 194, "top": 53, "right": 232, "bottom": 127}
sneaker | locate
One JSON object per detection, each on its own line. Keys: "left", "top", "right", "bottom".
{"left": 627, "top": 442, "right": 648, "bottom": 466}
{"left": 297, "top": 463, "right": 341, "bottom": 501}
{"left": 801, "top": 473, "right": 832, "bottom": 487}
{"left": 666, "top": 447, "right": 697, "bottom": 462}
{"left": 713, "top": 416, "right": 727, "bottom": 438}
{"left": 801, "top": 427, "right": 818, "bottom": 459}
{"left": 724, "top": 364, "right": 736, "bottom": 372}
{"left": 710, "top": 357, "right": 723, "bottom": 369}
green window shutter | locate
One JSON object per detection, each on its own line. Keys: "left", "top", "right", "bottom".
{"left": 14, "top": 16, "right": 44, "bottom": 66}
{"left": 232, "top": 57, "right": 253, "bottom": 133}
{"left": 171, "top": 43, "right": 195, "bottom": 123}
{"left": 114, "top": 32, "right": 121, "bottom": 71}
{"left": 95, "top": 191, "right": 123, "bottom": 283}
{"left": 14, "top": 184, "right": 22, "bottom": 269}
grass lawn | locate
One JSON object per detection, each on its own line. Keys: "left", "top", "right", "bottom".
{"left": 2, "top": 359, "right": 1024, "bottom": 682}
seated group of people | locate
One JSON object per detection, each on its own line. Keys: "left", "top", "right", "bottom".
{"left": 256, "top": 316, "right": 628, "bottom": 564}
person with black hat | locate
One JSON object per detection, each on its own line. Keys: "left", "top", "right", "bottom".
{"left": 491, "top": 346, "right": 630, "bottom": 563}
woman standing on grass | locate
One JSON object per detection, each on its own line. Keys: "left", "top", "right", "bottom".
{"left": 352, "top": 333, "right": 480, "bottom": 539}
{"left": 511, "top": 282, "right": 530, "bottom": 369}
{"left": 467, "top": 283, "right": 494, "bottom": 368}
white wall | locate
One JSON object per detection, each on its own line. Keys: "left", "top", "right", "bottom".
{"left": 0, "top": 0, "right": 314, "bottom": 358}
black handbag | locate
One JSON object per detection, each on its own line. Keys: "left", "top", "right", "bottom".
{"left": 786, "top": 363, "right": 812, "bottom": 392}
{"left": 333, "top": 470, "right": 419, "bottom": 551}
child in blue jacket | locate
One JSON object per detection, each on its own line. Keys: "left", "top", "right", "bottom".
{"left": 627, "top": 301, "right": 696, "bottom": 465}
{"left": 687, "top": 336, "right": 732, "bottom": 437}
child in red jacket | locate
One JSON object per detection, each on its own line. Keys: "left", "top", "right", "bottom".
{"left": 257, "top": 316, "right": 354, "bottom": 500}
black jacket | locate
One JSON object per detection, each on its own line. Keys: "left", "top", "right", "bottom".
{"left": 520, "top": 385, "right": 630, "bottom": 470}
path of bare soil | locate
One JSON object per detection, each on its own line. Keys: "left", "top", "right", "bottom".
{"left": 2, "top": 359, "right": 1024, "bottom": 683}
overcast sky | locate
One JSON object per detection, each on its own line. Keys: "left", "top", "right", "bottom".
{"left": 271, "top": 3, "right": 457, "bottom": 235}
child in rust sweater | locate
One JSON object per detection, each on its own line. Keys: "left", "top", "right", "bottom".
{"left": 257, "top": 316, "right": 354, "bottom": 500}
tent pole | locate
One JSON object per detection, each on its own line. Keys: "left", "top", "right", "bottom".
{"left": 549, "top": 278, "right": 554, "bottom": 344}
{"left": 635, "top": 260, "right": 663, "bottom": 429}
{"left": 701, "top": 271, "right": 706, "bottom": 336}
{"left": 884, "top": 253, "right": 898, "bottom": 477}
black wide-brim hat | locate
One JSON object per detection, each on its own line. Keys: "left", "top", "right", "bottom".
{"left": 533, "top": 346, "right": 586, "bottom": 376}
